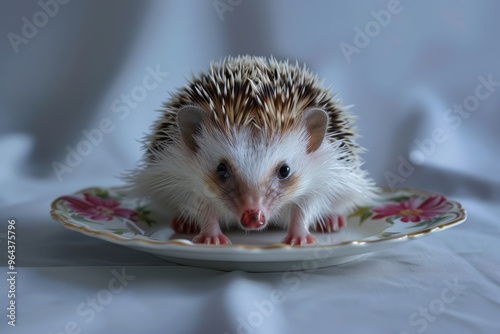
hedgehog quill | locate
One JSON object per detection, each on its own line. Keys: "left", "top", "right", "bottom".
{"left": 127, "top": 56, "right": 377, "bottom": 246}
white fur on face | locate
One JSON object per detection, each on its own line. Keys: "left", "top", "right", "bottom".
{"left": 128, "top": 123, "right": 376, "bottom": 229}
{"left": 192, "top": 126, "right": 307, "bottom": 223}
{"left": 198, "top": 127, "right": 305, "bottom": 187}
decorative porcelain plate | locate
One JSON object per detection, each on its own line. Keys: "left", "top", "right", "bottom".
{"left": 50, "top": 187, "right": 466, "bottom": 272}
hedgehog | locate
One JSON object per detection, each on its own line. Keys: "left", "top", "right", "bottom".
{"left": 127, "top": 55, "right": 376, "bottom": 246}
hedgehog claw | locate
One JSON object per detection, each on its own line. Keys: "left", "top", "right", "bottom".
{"left": 282, "top": 233, "right": 317, "bottom": 246}
{"left": 192, "top": 232, "right": 231, "bottom": 245}
{"left": 314, "top": 214, "right": 346, "bottom": 233}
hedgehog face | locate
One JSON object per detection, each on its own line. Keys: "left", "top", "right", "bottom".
{"left": 177, "top": 105, "right": 329, "bottom": 230}
{"left": 199, "top": 128, "right": 306, "bottom": 230}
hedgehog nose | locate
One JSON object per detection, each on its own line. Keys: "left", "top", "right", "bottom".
{"left": 241, "top": 209, "right": 266, "bottom": 229}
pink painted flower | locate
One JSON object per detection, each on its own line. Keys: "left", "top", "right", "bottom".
{"left": 372, "top": 195, "right": 450, "bottom": 223}
{"left": 60, "top": 193, "right": 137, "bottom": 221}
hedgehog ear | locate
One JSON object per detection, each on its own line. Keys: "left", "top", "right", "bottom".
{"left": 177, "top": 105, "right": 206, "bottom": 152}
{"left": 302, "top": 108, "right": 328, "bottom": 153}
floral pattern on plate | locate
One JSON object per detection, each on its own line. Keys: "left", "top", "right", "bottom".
{"left": 56, "top": 188, "right": 156, "bottom": 236}
{"left": 50, "top": 186, "right": 466, "bottom": 271}
{"left": 349, "top": 194, "right": 456, "bottom": 239}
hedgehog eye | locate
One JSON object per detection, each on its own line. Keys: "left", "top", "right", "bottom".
{"left": 277, "top": 163, "right": 291, "bottom": 179}
{"left": 216, "top": 163, "right": 230, "bottom": 180}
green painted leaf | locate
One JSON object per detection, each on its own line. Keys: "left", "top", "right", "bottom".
{"left": 135, "top": 207, "right": 157, "bottom": 226}
{"left": 349, "top": 206, "right": 371, "bottom": 218}
{"left": 432, "top": 216, "right": 447, "bottom": 224}
{"left": 387, "top": 195, "right": 414, "bottom": 203}
{"left": 94, "top": 189, "right": 110, "bottom": 198}
{"left": 385, "top": 217, "right": 397, "bottom": 225}
{"left": 378, "top": 232, "right": 400, "bottom": 238}
{"left": 359, "top": 211, "right": 373, "bottom": 225}
{"left": 409, "top": 221, "right": 430, "bottom": 229}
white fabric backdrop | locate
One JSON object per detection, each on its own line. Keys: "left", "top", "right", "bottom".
{"left": 1, "top": 1, "right": 499, "bottom": 333}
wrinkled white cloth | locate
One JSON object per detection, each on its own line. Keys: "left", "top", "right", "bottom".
{"left": 1, "top": 1, "right": 499, "bottom": 333}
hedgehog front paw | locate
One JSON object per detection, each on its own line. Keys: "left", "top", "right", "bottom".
{"left": 282, "top": 232, "right": 317, "bottom": 246}
{"left": 192, "top": 232, "right": 232, "bottom": 245}
{"left": 171, "top": 217, "right": 200, "bottom": 234}
{"left": 314, "top": 214, "right": 346, "bottom": 233}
